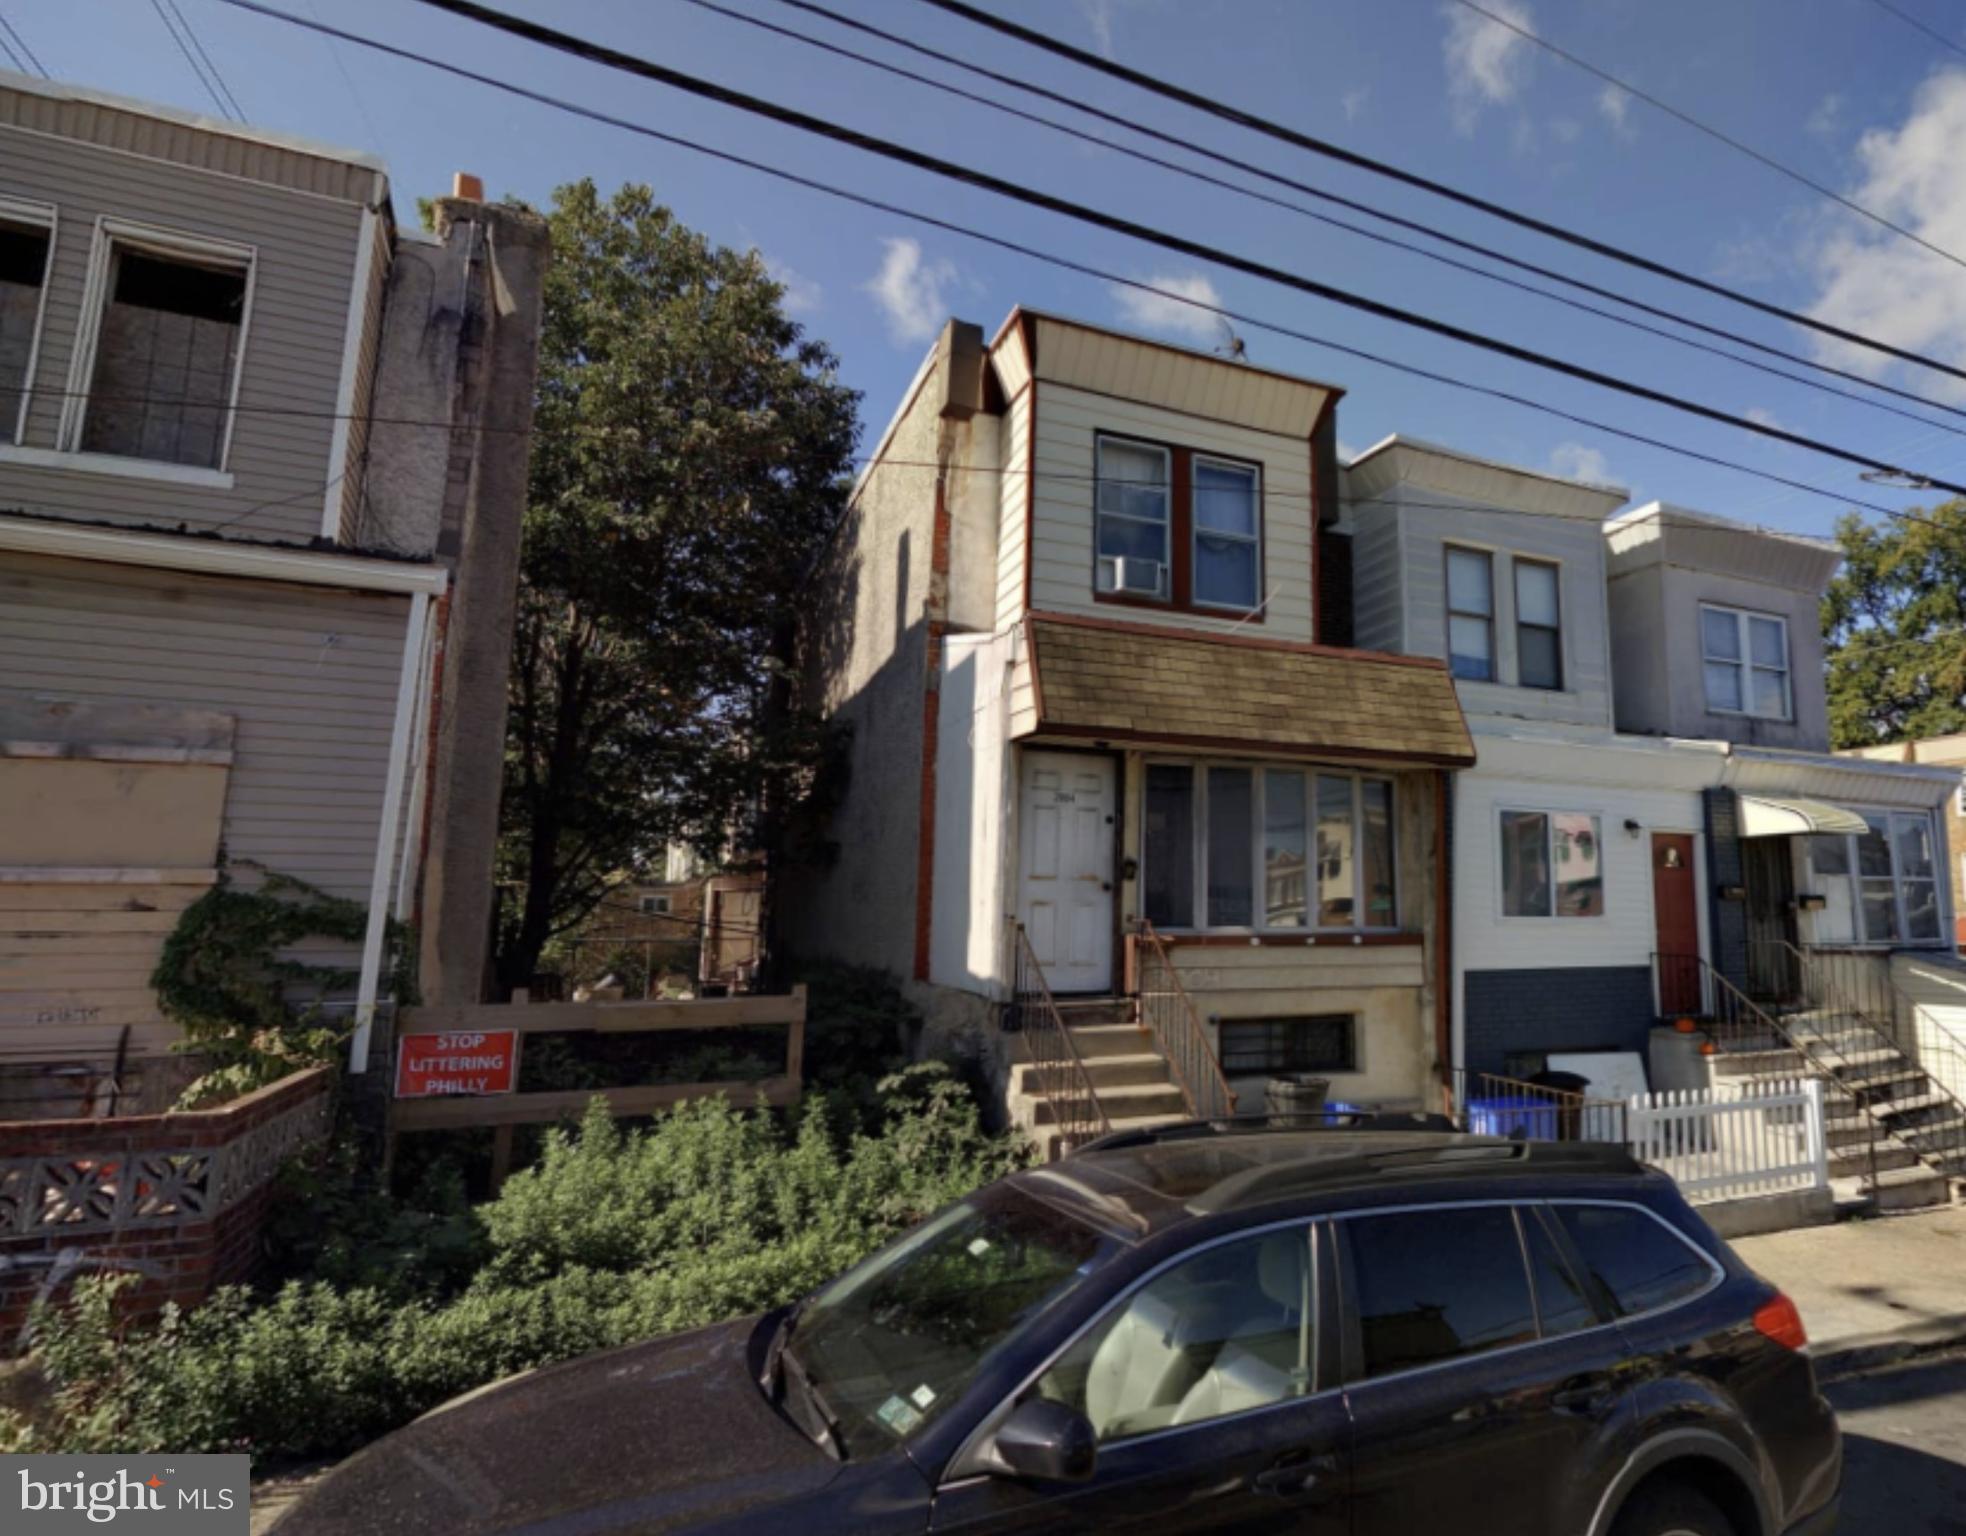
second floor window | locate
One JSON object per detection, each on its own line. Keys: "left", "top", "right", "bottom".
{"left": 1094, "top": 434, "right": 1264, "bottom": 614}
{"left": 1193, "top": 457, "right": 1260, "bottom": 609}
{"left": 0, "top": 204, "right": 53, "bottom": 445}
{"left": 1514, "top": 558, "right": 1562, "bottom": 690}
{"left": 1701, "top": 604, "right": 1790, "bottom": 721}
{"left": 61, "top": 224, "right": 254, "bottom": 472}
{"left": 1446, "top": 546, "right": 1494, "bottom": 681}
{"left": 1095, "top": 437, "right": 1171, "bottom": 599}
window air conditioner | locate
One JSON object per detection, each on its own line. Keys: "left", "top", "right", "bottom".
{"left": 1101, "top": 556, "right": 1165, "bottom": 596}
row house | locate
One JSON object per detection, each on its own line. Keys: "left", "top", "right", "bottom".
{"left": 0, "top": 71, "right": 546, "bottom": 1111}
{"left": 796, "top": 306, "right": 1961, "bottom": 1146}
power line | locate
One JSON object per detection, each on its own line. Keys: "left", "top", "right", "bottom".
{"left": 165, "top": 0, "right": 249, "bottom": 122}
{"left": 0, "top": 8, "right": 48, "bottom": 77}
{"left": 202, "top": 0, "right": 1952, "bottom": 523}
{"left": 1447, "top": 0, "right": 1966, "bottom": 274}
{"left": 689, "top": 0, "right": 1966, "bottom": 444}
{"left": 151, "top": 0, "right": 242, "bottom": 122}
{"left": 913, "top": 0, "right": 1966, "bottom": 389}
{"left": 387, "top": 0, "right": 1966, "bottom": 500}
{"left": 1862, "top": 0, "right": 1966, "bottom": 59}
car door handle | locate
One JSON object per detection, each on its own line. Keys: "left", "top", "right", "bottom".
{"left": 1252, "top": 1452, "right": 1337, "bottom": 1498}
{"left": 1551, "top": 1379, "right": 1613, "bottom": 1415}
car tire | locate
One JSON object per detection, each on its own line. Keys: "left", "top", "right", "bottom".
{"left": 1611, "top": 1482, "right": 1736, "bottom": 1536}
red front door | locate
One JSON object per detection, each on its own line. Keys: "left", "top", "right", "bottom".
{"left": 1652, "top": 832, "right": 1700, "bottom": 1016}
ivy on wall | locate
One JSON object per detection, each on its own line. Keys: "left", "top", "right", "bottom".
{"left": 150, "top": 864, "right": 413, "bottom": 1107}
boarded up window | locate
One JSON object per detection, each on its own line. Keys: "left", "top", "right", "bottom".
{"left": 81, "top": 245, "right": 247, "bottom": 468}
{"left": 0, "top": 217, "right": 51, "bottom": 443}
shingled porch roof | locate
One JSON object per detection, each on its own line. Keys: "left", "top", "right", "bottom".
{"left": 1018, "top": 613, "right": 1476, "bottom": 768}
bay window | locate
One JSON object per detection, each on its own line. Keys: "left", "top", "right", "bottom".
{"left": 1500, "top": 810, "right": 1604, "bottom": 918}
{"left": 1701, "top": 604, "right": 1790, "bottom": 721}
{"left": 1142, "top": 761, "right": 1397, "bottom": 932}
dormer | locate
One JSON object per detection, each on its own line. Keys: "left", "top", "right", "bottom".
{"left": 1605, "top": 502, "right": 1840, "bottom": 753}
{"left": 1341, "top": 435, "right": 1629, "bottom": 730}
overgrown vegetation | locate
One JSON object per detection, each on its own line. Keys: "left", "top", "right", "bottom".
{"left": 149, "top": 866, "right": 409, "bottom": 1107}
{"left": 1, "top": 1067, "right": 1027, "bottom": 1462}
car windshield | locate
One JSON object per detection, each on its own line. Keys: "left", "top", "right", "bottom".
{"left": 786, "top": 1184, "right": 1118, "bottom": 1458}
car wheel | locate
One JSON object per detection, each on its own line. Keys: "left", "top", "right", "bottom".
{"left": 1611, "top": 1482, "right": 1736, "bottom": 1536}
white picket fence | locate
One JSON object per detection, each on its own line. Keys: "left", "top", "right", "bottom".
{"left": 1624, "top": 1079, "right": 1829, "bottom": 1204}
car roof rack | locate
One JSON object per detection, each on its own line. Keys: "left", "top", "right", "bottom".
{"left": 1074, "top": 1110, "right": 1460, "bottom": 1156}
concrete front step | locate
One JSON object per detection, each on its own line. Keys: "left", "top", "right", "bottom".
{"left": 1054, "top": 997, "right": 1137, "bottom": 1027}
{"left": 1828, "top": 1144, "right": 1921, "bottom": 1179}
{"left": 1012, "top": 1053, "right": 1176, "bottom": 1095}
{"left": 1023, "top": 1081, "right": 1188, "bottom": 1126}
{"left": 1068, "top": 1022, "right": 1154, "bottom": 1058}
{"left": 1832, "top": 1162, "right": 1953, "bottom": 1213}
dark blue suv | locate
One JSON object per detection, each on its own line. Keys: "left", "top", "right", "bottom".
{"left": 279, "top": 1124, "right": 1840, "bottom": 1536}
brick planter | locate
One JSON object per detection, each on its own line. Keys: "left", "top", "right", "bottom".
{"left": 0, "top": 1067, "right": 333, "bottom": 1342}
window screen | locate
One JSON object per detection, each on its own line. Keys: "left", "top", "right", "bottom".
{"left": 1553, "top": 1205, "right": 1713, "bottom": 1317}
{"left": 1347, "top": 1207, "right": 1536, "bottom": 1378}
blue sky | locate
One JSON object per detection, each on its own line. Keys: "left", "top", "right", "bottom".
{"left": 14, "top": 0, "right": 1966, "bottom": 535}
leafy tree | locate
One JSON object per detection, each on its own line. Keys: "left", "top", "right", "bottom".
{"left": 1823, "top": 502, "right": 1966, "bottom": 748}
{"left": 496, "top": 182, "right": 859, "bottom": 993}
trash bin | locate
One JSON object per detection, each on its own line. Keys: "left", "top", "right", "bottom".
{"left": 1529, "top": 1069, "right": 1590, "bottom": 1141}
{"left": 1265, "top": 1073, "right": 1331, "bottom": 1124}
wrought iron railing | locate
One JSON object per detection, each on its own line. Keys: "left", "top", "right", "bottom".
{"left": 1654, "top": 951, "right": 1881, "bottom": 1188}
{"left": 1129, "top": 920, "right": 1235, "bottom": 1121}
{"left": 1453, "top": 1070, "right": 1627, "bottom": 1143}
{"left": 1008, "top": 921, "right": 1110, "bottom": 1150}
{"left": 1755, "top": 940, "right": 1966, "bottom": 1175}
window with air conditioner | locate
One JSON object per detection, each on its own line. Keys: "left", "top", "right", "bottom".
{"left": 1095, "top": 436, "right": 1170, "bottom": 599}
{"left": 1093, "top": 434, "right": 1264, "bottom": 614}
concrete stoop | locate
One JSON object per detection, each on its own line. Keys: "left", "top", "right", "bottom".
{"left": 1006, "top": 999, "right": 1194, "bottom": 1158}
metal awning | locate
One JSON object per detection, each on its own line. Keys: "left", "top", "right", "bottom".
{"left": 1738, "top": 795, "right": 1871, "bottom": 838}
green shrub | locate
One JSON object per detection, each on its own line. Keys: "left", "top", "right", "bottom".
{"left": 13, "top": 1067, "right": 1030, "bottom": 1463}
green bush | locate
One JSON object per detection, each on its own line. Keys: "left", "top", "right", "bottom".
{"left": 4, "top": 1066, "right": 1029, "bottom": 1462}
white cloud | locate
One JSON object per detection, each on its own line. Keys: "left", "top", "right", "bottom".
{"left": 1110, "top": 271, "right": 1224, "bottom": 343}
{"left": 863, "top": 238, "right": 958, "bottom": 345}
{"left": 1597, "top": 83, "right": 1636, "bottom": 141}
{"left": 1802, "top": 69, "right": 1966, "bottom": 391}
{"left": 1442, "top": 0, "right": 1537, "bottom": 135}
{"left": 1548, "top": 442, "right": 1613, "bottom": 485}
{"left": 764, "top": 256, "right": 821, "bottom": 317}
{"left": 1078, "top": 0, "right": 1118, "bottom": 59}
{"left": 1745, "top": 406, "right": 1785, "bottom": 432}
{"left": 1549, "top": 116, "right": 1582, "bottom": 145}
{"left": 1342, "top": 87, "right": 1370, "bottom": 123}
{"left": 1806, "top": 92, "right": 1844, "bottom": 141}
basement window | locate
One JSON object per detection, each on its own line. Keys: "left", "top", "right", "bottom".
{"left": 1219, "top": 1015, "right": 1357, "bottom": 1076}
{"left": 64, "top": 224, "right": 254, "bottom": 470}
{"left": 0, "top": 205, "right": 54, "bottom": 444}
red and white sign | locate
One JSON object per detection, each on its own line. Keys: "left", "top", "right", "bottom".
{"left": 394, "top": 1031, "right": 518, "bottom": 1098}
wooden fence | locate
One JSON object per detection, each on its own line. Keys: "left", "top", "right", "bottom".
{"left": 390, "top": 987, "right": 806, "bottom": 1184}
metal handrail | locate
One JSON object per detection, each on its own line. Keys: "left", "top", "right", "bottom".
{"left": 1756, "top": 939, "right": 1966, "bottom": 1175}
{"left": 1129, "top": 920, "right": 1236, "bottom": 1121}
{"left": 1454, "top": 1070, "right": 1628, "bottom": 1143}
{"left": 1653, "top": 951, "right": 1881, "bottom": 1190}
{"left": 1008, "top": 920, "right": 1110, "bottom": 1151}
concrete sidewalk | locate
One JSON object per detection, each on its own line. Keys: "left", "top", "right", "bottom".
{"left": 1734, "top": 1205, "right": 1966, "bottom": 1379}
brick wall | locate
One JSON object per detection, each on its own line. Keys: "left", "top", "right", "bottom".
{"left": 0, "top": 1067, "right": 332, "bottom": 1340}
{"left": 1463, "top": 965, "right": 1655, "bottom": 1076}
{"left": 1703, "top": 786, "right": 1750, "bottom": 988}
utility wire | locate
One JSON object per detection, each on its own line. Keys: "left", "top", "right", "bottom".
{"left": 0, "top": 27, "right": 26, "bottom": 75}
{"left": 1862, "top": 0, "right": 1966, "bottom": 59}
{"left": 203, "top": 0, "right": 1953, "bottom": 522}
{"left": 0, "top": 8, "right": 48, "bottom": 77}
{"left": 914, "top": 0, "right": 1966, "bottom": 389}
{"left": 1447, "top": 0, "right": 1966, "bottom": 273}
{"left": 690, "top": 0, "right": 1966, "bottom": 444}
{"left": 165, "top": 0, "right": 249, "bottom": 122}
{"left": 151, "top": 0, "right": 242, "bottom": 122}
{"left": 388, "top": 0, "right": 1966, "bottom": 499}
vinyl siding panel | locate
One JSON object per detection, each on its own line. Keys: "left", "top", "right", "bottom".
{"left": 0, "top": 553, "right": 408, "bottom": 910}
{"left": 0, "top": 123, "right": 365, "bottom": 544}
{"left": 993, "top": 387, "right": 1030, "bottom": 634}
{"left": 1026, "top": 384, "right": 1315, "bottom": 641}
{"left": 1347, "top": 501, "right": 1405, "bottom": 654}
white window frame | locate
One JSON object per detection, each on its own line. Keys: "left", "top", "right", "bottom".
{"left": 1823, "top": 809, "right": 1947, "bottom": 948}
{"left": 1140, "top": 757, "right": 1400, "bottom": 935}
{"left": 1700, "top": 603, "right": 1792, "bottom": 722}
{"left": 1445, "top": 544, "right": 1496, "bottom": 683}
{"left": 1512, "top": 556, "right": 1563, "bottom": 692}
{"left": 55, "top": 216, "right": 258, "bottom": 476}
{"left": 0, "top": 196, "right": 57, "bottom": 449}
{"left": 1093, "top": 433, "right": 1171, "bottom": 599}
{"left": 1189, "top": 453, "right": 1263, "bottom": 613}
{"left": 638, "top": 894, "right": 672, "bottom": 915}
{"left": 1496, "top": 807, "right": 1607, "bottom": 922}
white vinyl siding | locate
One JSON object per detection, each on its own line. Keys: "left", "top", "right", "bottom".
{"left": 993, "top": 386, "right": 1031, "bottom": 634}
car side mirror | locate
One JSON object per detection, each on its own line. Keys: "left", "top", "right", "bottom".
{"left": 991, "top": 1398, "right": 1097, "bottom": 1485}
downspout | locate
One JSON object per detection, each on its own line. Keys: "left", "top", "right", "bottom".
{"left": 350, "top": 584, "right": 439, "bottom": 1071}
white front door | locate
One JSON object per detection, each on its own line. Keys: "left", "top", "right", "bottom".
{"left": 1017, "top": 751, "right": 1116, "bottom": 993}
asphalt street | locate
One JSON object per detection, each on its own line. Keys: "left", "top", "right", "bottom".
{"left": 1829, "top": 1354, "right": 1966, "bottom": 1534}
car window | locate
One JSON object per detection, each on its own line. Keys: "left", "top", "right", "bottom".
{"left": 1553, "top": 1204, "right": 1714, "bottom": 1317}
{"left": 1523, "top": 1207, "right": 1599, "bottom": 1338}
{"left": 1346, "top": 1206, "right": 1536, "bottom": 1379}
{"left": 1034, "top": 1226, "right": 1312, "bottom": 1442}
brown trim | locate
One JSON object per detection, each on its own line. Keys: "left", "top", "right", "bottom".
{"left": 913, "top": 463, "right": 958, "bottom": 984}
{"left": 1306, "top": 391, "right": 1338, "bottom": 645}
{"left": 1029, "top": 720, "right": 1474, "bottom": 769}
{"left": 1028, "top": 607, "right": 1455, "bottom": 671}
{"left": 1019, "top": 307, "right": 1350, "bottom": 400}
{"left": 1160, "top": 932, "right": 1423, "bottom": 948}
{"left": 1433, "top": 769, "right": 1452, "bottom": 1100}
